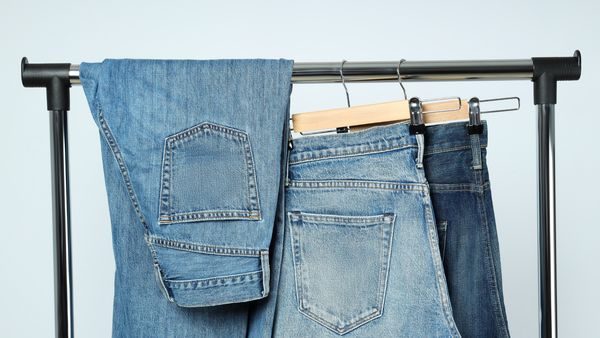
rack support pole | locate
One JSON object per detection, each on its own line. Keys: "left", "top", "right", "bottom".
{"left": 49, "top": 108, "right": 74, "bottom": 338}
{"left": 536, "top": 103, "right": 557, "bottom": 338}
{"left": 21, "top": 57, "right": 74, "bottom": 338}
{"left": 532, "top": 50, "right": 581, "bottom": 338}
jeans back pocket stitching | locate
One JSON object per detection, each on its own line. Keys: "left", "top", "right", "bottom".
{"left": 158, "top": 122, "right": 261, "bottom": 224}
{"left": 288, "top": 212, "right": 395, "bottom": 335}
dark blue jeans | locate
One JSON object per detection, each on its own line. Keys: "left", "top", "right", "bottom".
{"left": 424, "top": 121, "right": 510, "bottom": 338}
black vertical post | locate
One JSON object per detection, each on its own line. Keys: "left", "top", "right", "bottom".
{"left": 22, "top": 57, "right": 74, "bottom": 338}
{"left": 532, "top": 50, "right": 581, "bottom": 338}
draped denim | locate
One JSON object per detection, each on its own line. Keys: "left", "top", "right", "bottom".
{"left": 80, "top": 58, "right": 293, "bottom": 337}
{"left": 79, "top": 58, "right": 508, "bottom": 337}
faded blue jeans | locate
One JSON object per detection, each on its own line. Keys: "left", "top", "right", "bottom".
{"left": 269, "top": 122, "right": 461, "bottom": 337}
{"left": 80, "top": 58, "right": 508, "bottom": 337}
{"left": 80, "top": 58, "right": 293, "bottom": 337}
{"left": 249, "top": 121, "right": 509, "bottom": 337}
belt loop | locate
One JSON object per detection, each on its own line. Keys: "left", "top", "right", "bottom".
{"left": 469, "top": 131, "right": 483, "bottom": 170}
{"left": 285, "top": 119, "right": 292, "bottom": 186}
{"left": 415, "top": 133, "right": 424, "bottom": 169}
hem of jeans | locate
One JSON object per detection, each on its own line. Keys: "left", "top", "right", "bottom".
{"left": 164, "top": 271, "right": 268, "bottom": 307}
{"left": 146, "top": 235, "right": 263, "bottom": 257}
{"left": 287, "top": 179, "right": 427, "bottom": 191}
{"left": 174, "top": 293, "right": 267, "bottom": 308}
{"left": 154, "top": 246, "right": 271, "bottom": 307}
{"left": 165, "top": 270, "right": 263, "bottom": 289}
{"left": 158, "top": 209, "right": 262, "bottom": 224}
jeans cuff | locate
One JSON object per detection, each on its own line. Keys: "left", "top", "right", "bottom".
{"left": 147, "top": 235, "right": 270, "bottom": 307}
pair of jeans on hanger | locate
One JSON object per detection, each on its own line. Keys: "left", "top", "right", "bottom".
{"left": 260, "top": 121, "right": 510, "bottom": 338}
{"left": 80, "top": 59, "right": 509, "bottom": 337}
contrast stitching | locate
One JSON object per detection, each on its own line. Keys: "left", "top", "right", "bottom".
{"left": 147, "top": 235, "right": 262, "bottom": 257}
{"left": 376, "top": 213, "right": 395, "bottom": 330}
{"left": 97, "top": 106, "right": 172, "bottom": 300}
{"left": 97, "top": 108, "right": 149, "bottom": 232}
{"left": 168, "top": 122, "right": 249, "bottom": 143}
{"left": 159, "top": 210, "right": 261, "bottom": 224}
{"left": 243, "top": 131, "right": 261, "bottom": 214}
{"left": 165, "top": 270, "right": 262, "bottom": 290}
{"left": 429, "top": 181, "right": 491, "bottom": 193}
{"left": 289, "top": 143, "right": 417, "bottom": 165}
{"left": 288, "top": 211, "right": 395, "bottom": 334}
{"left": 287, "top": 180, "right": 427, "bottom": 192}
{"left": 289, "top": 212, "right": 394, "bottom": 225}
{"left": 158, "top": 138, "right": 171, "bottom": 216}
{"left": 158, "top": 121, "right": 261, "bottom": 222}
{"left": 288, "top": 213, "right": 305, "bottom": 315}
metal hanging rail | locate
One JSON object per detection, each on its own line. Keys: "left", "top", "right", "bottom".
{"left": 21, "top": 51, "right": 582, "bottom": 338}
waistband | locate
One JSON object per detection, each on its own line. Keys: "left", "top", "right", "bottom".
{"left": 424, "top": 120, "right": 488, "bottom": 155}
{"left": 288, "top": 121, "right": 417, "bottom": 164}
{"left": 288, "top": 120, "right": 487, "bottom": 163}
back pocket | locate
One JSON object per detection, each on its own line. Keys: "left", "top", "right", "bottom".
{"left": 288, "top": 211, "right": 396, "bottom": 335}
{"left": 158, "top": 122, "right": 261, "bottom": 224}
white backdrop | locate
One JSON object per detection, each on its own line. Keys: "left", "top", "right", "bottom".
{"left": 1, "top": 1, "right": 598, "bottom": 337}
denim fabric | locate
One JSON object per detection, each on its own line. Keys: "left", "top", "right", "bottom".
{"left": 424, "top": 121, "right": 510, "bottom": 338}
{"left": 246, "top": 95, "right": 293, "bottom": 338}
{"left": 269, "top": 122, "right": 460, "bottom": 337}
{"left": 79, "top": 58, "right": 293, "bottom": 336}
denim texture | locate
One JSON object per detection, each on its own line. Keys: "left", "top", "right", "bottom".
{"left": 423, "top": 121, "right": 510, "bottom": 338}
{"left": 79, "top": 58, "right": 293, "bottom": 336}
{"left": 79, "top": 57, "right": 508, "bottom": 337}
{"left": 269, "top": 122, "right": 461, "bottom": 337}
{"left": 249, "top": 120, "right": 510, "bottom": 338}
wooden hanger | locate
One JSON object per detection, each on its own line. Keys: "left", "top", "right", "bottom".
{"left": 291, "top": 60, "right": 474, "bottom": 134}
{"left": 291, "top": 98, "right": 470, "bottom": 133}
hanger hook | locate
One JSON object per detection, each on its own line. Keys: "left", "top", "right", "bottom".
{"left": 397, "top": 59, "right": 407, "bottom": 100}
{"left": 340, "top": 59, "right": 351, "bottom": 107}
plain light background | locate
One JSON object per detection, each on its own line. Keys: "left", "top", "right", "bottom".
{"left": 2, "top": 1, "right": 598, "bottom": 337}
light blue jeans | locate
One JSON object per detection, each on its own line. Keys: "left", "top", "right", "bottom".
{"left": 80, "top": 58, "right": 293, "bottom": 337}
{"left": 423, "top": 121, "right": 510, "bottom": 338}
{"left": 248, "top": 121, "right": 510, "bottom": 337}
{"left": 268, "top": 122, "right": 461, "bottom": 337}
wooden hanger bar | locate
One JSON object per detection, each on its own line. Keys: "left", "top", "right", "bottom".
{"left": 291, "top": 99, "right": 469, "bottom": 133}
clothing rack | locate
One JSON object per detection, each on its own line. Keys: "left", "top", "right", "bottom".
{"left": 20, "top": 52, "right": 582, "bottom": 338}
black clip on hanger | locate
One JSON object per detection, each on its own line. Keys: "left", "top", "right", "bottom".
{"left": 409, "top": 97, "right": 426, "bottom": 135}
{"left": 467, "top": 97, "right": 484, "bottom": 134}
